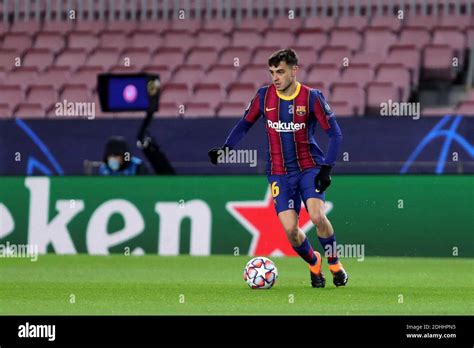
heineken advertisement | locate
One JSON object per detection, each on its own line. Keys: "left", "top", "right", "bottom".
{"left": 0, "top": 176, "right": 472, "bottom": 257}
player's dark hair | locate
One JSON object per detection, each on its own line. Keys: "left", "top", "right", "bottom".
{"left": 268, "top": 48, "right": 299, "bottom": 67}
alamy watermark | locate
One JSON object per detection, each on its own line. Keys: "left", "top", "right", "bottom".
{"left": 324, "top": 242, "right": 365, "bottom": 261}
{"left": 217, "top": 147, "right": 257, "bottom": 168}
{"left": 380, "top": 99, "right": 420, "bottom": 120}
{"left": 55, "top": 99, "right": 95, "bottom": 120}
{"left": 0, "top": 242, "right": 38, "bottom": 262}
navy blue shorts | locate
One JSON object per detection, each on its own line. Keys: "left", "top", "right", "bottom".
{"left": 267, "top": 167, "right": 325, "bottom": 215}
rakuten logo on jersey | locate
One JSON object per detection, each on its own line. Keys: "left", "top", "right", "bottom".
{"left": 267, "top": 120, "right": 306, "bottom": 132}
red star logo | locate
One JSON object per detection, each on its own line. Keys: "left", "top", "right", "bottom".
{"left": 226, "top": 187, "right": 315, "bottom": 256}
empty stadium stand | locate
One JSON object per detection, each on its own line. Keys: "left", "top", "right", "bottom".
{"left": 0, "top": 0, "right": 473, "bottom": 118}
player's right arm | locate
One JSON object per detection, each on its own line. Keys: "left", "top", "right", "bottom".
{"left": 208, "top": 91, "right": 262, "bottom": 165}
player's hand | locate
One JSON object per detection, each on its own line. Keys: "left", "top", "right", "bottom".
{"left": 208, "top": 146, "right": 228, "bottom": 165}
{"left": 314, "top": 165, "right": 332, "bottom": 193}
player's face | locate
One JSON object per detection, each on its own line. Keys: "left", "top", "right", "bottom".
{"left": 268, "top": 62, "right": 298, "bottom": 92}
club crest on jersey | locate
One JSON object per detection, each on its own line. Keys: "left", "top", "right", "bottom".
{"left": 296, "top": 105, "right": 306, "bottom": 116}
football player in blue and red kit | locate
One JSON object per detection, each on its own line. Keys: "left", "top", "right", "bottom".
{"left": 209, "top": 48, "right": 348, "bottom": 288}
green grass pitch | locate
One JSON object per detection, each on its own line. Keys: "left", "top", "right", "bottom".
{"left": 0, "top": 255, "right": 472, "bottom": 315}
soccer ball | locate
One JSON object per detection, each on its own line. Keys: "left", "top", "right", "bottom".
{"left": 243, "top": 257, "right": 278, "bottom": 289}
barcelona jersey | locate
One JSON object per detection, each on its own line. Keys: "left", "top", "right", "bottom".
{"left": 224, "top": 82, "right": 342, "bottom": 175}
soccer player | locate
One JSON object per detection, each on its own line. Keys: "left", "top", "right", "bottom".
{"left": 209, "top": 48, "right": 348, "bottom": 288}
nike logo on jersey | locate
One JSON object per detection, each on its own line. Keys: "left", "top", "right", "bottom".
{"left": 265, "top": 107, "right": 277, "bottom": 112}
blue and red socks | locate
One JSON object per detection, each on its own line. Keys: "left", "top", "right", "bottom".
{"left": 318, "top": 233, "right": 340, "bottom": 265}
{"left": 293, "top": 237, "right": 317, "bottom": 266}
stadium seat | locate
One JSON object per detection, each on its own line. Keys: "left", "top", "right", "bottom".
{"left": 172, "top": 65, "right": 205, "bottom": 89}
{"left": 376, "top": 64, "right": 411, "bottom": 101}
{"left": 331, "top": 82, "right": 365, "bottom": 116}
{"left": 99, "top": 30, "right": 129, "bottom": 49}
{"left": 163, "top": 30, "right": 196, "bottom": 51}
{"left": 290, "top": 46, "right": 317, "bottom": 71}
{"left": 406, "top": 15, "right": 439, "bottom": 31}
{"left": 369, "top": 15, "right": 403, "bottom": 32}
{"left": 350, "top": 51, "right": 385, "bottom": 69}
{"left": 75, "top": 20, "right": 106, "bottom": 34}
{"left": 42, "top": 20, "right": 74, "bottom": 33}
{"left": 439, "top": 15, "right": 472, "bottom": 31}
{"left": 193, "top": 83, "right": 226, "bottom": 110}
{"left": 271, "top": 17, "right": 304, "bottom": 33}
{"left": 202, "top": 19, "right": 234, "bottom": 34}
{"left": 68, "top": 31, "right": 100, "bottom": 53}
{"left": 160, "top": 83, "right": 191, "bottom": 106}
{"left": 10, "top": 20, "right": 41, "bottom": 34}
{"left": 227, "top": 83, "right": 257, "bottom": 104}
{"left": 329, "top": 101, "right": 354, "bottom": 117}
{"left": 399, "top": 27, "right": 431, "bottom": 49}
{"left": 306, "top": 64, "right": 341, "bottom": 90}
{"left": 186, "top": 47, "right": 219, "bottom": 66}
{"left": 0, "top": 49, "right": 20, "bottom": 71}
{"left": 337, "top": 16, "right": 369, "bottom": 31}
{"left": 109, "top": 65, "right": 138, "bottom": 73}
{"left": 232, "top": 29, "right": 263, "bottom": 47}
{"left": 170, "top": 19, "right": 203, "bottom": 33}
{"left": 85, "top": 48, "right": 120, "bottom": 70}
{"left": 466, "top": 89, "right": 474, "bottom": 101}
{"left": 363, "top": 27, "right": 397, "bottom": 55}
{"left": 136, "top": 19, "right": 171, "bottom": 33}
{"left": 432, "top": 27, "right": 467, "bottom": 66}
{"left": 74, "top": 66, "right": 104, "bottom": 86}
{"left": 319, "top": 46, "right": 352, "bottom": 65}
{"left": 196, "top": 30, "right": 231, "bottom": 48}
{"left": 237, "top": 18, "right": 270, "bottom": 33}
{"left": 239, "top": 64, "right": 272, "bottom": 88}
{"left": 456, "top": 101, "right": 474, "bottom": 115}
{"left": 183, "top": 102, "right": 215, "bottom": 118}
{"left": 23, "top": 49, "right": 55, "bottom": 71}
{"left": 303, "top": 17, "right": 336, "bottom": 33}
{"left": 55, "top": 48, "right": 88, "bottom": 67}
{"left": 41, "top": 66, "right": 71, "bottom": 90}
{"left": 218, "top": 47, "right": 252, "bottom": 67}
{"left": 150, "top": 48, "right": 186, "bottom": 71}
{"left": 216, "top": 102, "right": 246, "bottom": 118}
{"left": 422, "top": 44, "right": 455, "bottom": 81}
{"left": 329, "top": 28, "right": 362, "bottom": 52}
{"left": 13, "top": 103, "right": 45, "bottom": 119}
{"left": 203, "top": 65, "right": 238, "bottom": 88}
{"left": 263, "top": 29, "right": 295, "bottom": 48}
{"left": 366, "top": 81, "right": 398, "bottom": 115}
{"left": 26, "top": 81, "right": 58, "bottom": 110}
{"left": 120, "top": 48, "right": 152, "bottom": 70}
{"left": 106, "top": 20, "right": 138, "bottom": 33}
{"left": 302, "top": 81, "right": 328, "bottom": 96}
{"left": 142, "top": 65, "right": 172, "bottom": 84}
{"left": 5, "top": 67, "right": 39, "bottom": 88}
{"left": 386, "top": 45, "right": 421, "bottom": 87}
{"left": 60, "top": 84, "right": 92, "bottom": 103}
{"left": 130, "top": 30, "right": 163, "bottom": 49}
{"left": 2, "top": 32, "right": 33, "bottom": 55}
{"left": 341, "top": 63, "right": 374, "bottom": 88}
{"left": 0, "top": 103, "right": 12, "bottom": 119}
{"left": 34, "top": 32, "right": 65, "bottom": 54}
{"left": 156, "top": 102, "right": 179, "bottom": 118}
{"left": 295, "top": 29, "right": 329, "bottom": 51}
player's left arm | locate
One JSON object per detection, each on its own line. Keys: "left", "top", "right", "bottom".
{"left": 311, "top": 90, "right": 343, "bottom": 192}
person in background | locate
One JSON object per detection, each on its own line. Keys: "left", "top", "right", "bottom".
{"left": 99, "top": 136, "right": 148, "bottom": 175}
